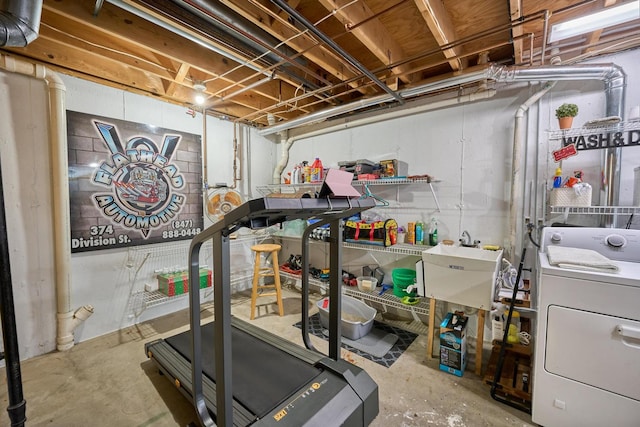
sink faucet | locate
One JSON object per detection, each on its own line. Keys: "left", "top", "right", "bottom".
{"left": 460, "top": 230, "right": 481, "bottom": 247}
{"left": 460, "top": 230, "right": 472, "bottom": 246}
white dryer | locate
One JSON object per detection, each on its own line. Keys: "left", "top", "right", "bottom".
{"left": 533, "top": 227, "right": 640, "bottom": 427}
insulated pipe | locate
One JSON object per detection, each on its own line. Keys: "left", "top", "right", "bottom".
{"left": 0, "top": 0, "right": 42, "bottom": 47}
{"left": 509, "top": 81, "right": 557, "bottom": 259}
{"left": 272, "top": 89, "right": 497, "bottom": 184}
{"left": 272, "top": 134, "right": 295, "bottom": 184}
{"left": 0, "top": 54, "right": 94, "bottom": 351}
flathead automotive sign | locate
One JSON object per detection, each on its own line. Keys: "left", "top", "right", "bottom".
{"left": 68, "top": 111, "right": 203, "bottom": 253}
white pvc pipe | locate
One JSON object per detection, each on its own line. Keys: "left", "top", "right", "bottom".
{"left": 509, "top": 81, "right": 556, "bottom": 259}
{"left": 0, "top": 54, "right": 93, "bottom": 351}
{"left": 272, "top": 89, "right": 496, "bottom": 184}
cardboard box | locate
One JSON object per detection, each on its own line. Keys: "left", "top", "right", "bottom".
{"left": 379, "top": 159, "right": 408, "bottom": 177}
{"left": 157, "top": 268, "right": 212, "bottom": 297}
{"left": 439, "top": 312, "right": 468, "bottom": 377}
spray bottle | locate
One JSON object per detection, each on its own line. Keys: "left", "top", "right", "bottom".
{"left": 302, "top": 161, "right": 311, "bottom": 183}
{"left": 553, "top": 167, "right": 562, "bottom": 188}
{"left": 428, "top": 217, "right": 438, "bottom": 246}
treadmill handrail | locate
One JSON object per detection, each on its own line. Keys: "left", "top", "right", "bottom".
{"left": 187, "top": 196, "right": 375, "bottom": 427}
{"left": 301, "top": 218, "right": 332, "bottom": 352}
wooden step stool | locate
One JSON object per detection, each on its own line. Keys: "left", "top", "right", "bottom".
{"left": 250, "top": 244, "right": 284, "bottom": 320}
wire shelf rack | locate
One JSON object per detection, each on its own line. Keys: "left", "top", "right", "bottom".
{"left": 547, "top": 120, "right": 640, "bottom": 141}
{"left": 126, "top": 233, "right": 273, "bottom": 315}
{"left": 279, "top": 270, "right": 431, "bottom": 319}
{"left": 256, "top": 177, "right": 439, "bottom": 196}
{"left": 550, "top": 206, "right": 640, "bottom": 215}
{"left": 342, "top": 241, "right": 428, "bottom": 256}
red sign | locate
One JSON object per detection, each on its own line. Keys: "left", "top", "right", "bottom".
{"left": 553, "top": 143, "right": 578, "bottom": 162}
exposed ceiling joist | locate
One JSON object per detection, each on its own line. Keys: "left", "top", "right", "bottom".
{"left": 1, "top": 0, "right": 637, "bottom": 129}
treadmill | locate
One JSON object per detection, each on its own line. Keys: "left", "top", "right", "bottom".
{"left": 145, "top": 195, "right": 379, "bottom": 426}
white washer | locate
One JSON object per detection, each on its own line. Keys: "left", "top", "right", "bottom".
{"left": 533, "top": 227, "right": 640, "bottom": 427}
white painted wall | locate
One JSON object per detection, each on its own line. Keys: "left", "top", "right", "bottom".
{"left": 280, "top": 49, "right": 640, "bottom": 253}
{"left": 0, "top": 71, "right": 276, "bottom": 360}
{"left": 1, "top": 48, "right": 638, "bottom": 360}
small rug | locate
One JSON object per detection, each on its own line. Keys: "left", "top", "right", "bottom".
{"left": 320, "top": 328, "right": 397, "bottom": 358}
{"left": 293, "top": 313, "right": 418, "bottom": 368}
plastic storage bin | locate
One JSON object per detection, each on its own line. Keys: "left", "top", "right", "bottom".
{"left": 316, "top": 295, "right": 377, "bottom": 340}
{"left": 356, "top": 276, "right": 378, "bottom": 292}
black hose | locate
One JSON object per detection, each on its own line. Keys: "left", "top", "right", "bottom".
{"left": 490, "top": 247, "right": 531, "bottom": 414}
{"left": 528, "top": 228, "right": 540, "bottom": 248}
{"left": 0, "top": 156, "right": 26, "bottom": 426}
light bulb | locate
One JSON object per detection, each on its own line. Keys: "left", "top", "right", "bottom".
{"left": 195, "top": 94, "right": 205, "bottom": 105}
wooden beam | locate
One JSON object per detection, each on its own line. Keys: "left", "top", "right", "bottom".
{"left": 317, "top": 0, "right": 415, "bottom": 84}
{"left": 509, "top": 0, "right": 523, "bottom": 64}
{"left": 165, "top": 63, "right": 191, "bottom": 97}
{"left": 585, "top": 0, "right": 618, "bottom": 53}
{"left": 413, "top": 0, "right": 463, "bottom": 71}
{"left": 38, "top": 1, "right": 317, "bottom": 112}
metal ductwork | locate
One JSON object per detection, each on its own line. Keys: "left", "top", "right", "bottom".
{"left": 0, "top": 0, "right": 42, "bottom": 47}
{"left": 260, "top": 63, "right": 626, "bottom": 136}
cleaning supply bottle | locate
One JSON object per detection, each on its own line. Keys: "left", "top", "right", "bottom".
{"left": 311, "top": 157, "right": 323, "bottom": 182}
{"left": 428, "top": 217, "right": 438, "bottom": 246}
{"left": 415, "top": 221, "right": 424, "bottom": 245}
{"left": 553, "top": 167, "right": 562, "bottom": 188}
{"left": 292, "top": 164, "right": 301, "bottom": 184}
{"left": 406, "top": 222, "right": 415, "bottom": 245}
{"left": 302, "top": 161, "right": 311, "bottom": 183}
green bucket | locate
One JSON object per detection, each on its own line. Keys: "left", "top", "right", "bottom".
{"left": 392, "top": 268, "right": 417, "bottom": 298}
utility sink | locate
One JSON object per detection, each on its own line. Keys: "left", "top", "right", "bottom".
{"left": 422, "top": 244, "right": 503, "bottom": 310}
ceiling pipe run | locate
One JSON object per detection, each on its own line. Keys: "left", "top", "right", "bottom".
{"left": 261, "top": 63, "right": 626, "bottom": 136}
{"left": 177, "top": 0, "right": 317, "bottom": 83}
{"left": 271, "top": 0, "right": 404, "bottom": 104}
{"left": 117, "top": 0, "right": 322, "bottom": 93}
{"left": 0, "top": 0, "right": 42, "bottom": 47}
{"left": 106, "top": 0, "right": 268, "bottom": 76}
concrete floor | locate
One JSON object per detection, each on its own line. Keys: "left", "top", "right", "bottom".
{"left": 0, "top": 288, "right": 535, "bottom": 426}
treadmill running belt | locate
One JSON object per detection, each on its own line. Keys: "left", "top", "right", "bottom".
{"left": 165, "top": 322, "right": 321, "bottom": 419}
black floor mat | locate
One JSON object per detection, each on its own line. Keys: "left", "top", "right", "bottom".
{"left": 294, "top": 313, "right": 418, "bottom": 368}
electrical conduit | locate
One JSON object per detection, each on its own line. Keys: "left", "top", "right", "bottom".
{"left": 0, "top": 54, "right": 94, "bottom": 351}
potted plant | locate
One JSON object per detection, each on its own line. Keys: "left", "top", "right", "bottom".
{"left": 555, "top": 103, "right": 579, "bottom": 129}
